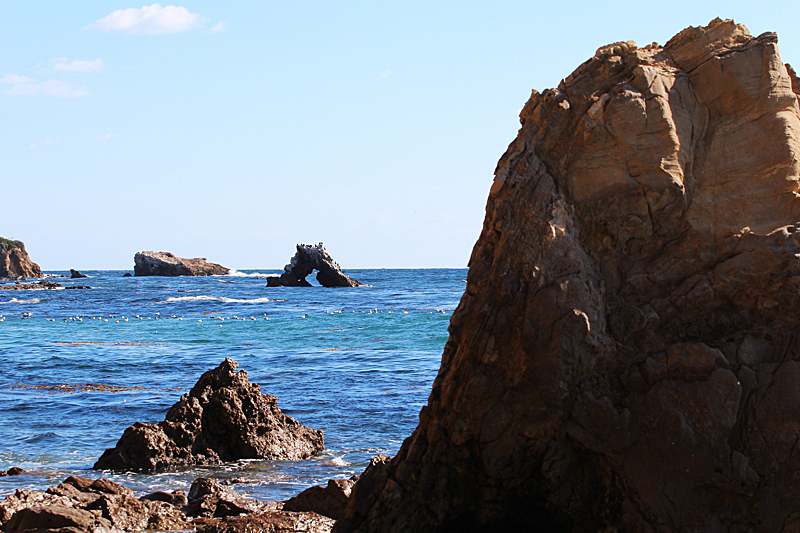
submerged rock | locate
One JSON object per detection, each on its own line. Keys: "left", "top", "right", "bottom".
{"left": 0, "top": 281, "right": 90, "bottom": 291}
{"left": 337, "top": 19, "right": 800, "bottom": 533}
{"left": 94, "top": 358, "right": 324, "bottom": 472}
{"left": 0, "top": 238, "right": 41, "bottom": 279}
{"left": 133, "top": 251, "right": 230, "bottom": 276}
{"left": 266, "top": 244, "right": 363, "bottom": 287}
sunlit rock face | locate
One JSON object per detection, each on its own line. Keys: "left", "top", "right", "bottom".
{"left": 133, "top": 251, "right": 230, "bottom": 276}
{"left": 336, "top": 19, "right": 800, "bottom": 533}
{"left": 0, "top": 238, "right": 42, "bottom": 279}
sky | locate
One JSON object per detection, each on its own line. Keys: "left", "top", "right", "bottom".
{"left": 2, "top": 1, "right": 799, "bottom": 270}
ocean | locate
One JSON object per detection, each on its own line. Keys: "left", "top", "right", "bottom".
{"left": 0, "top": 268, "right": 466, "bottom": 501}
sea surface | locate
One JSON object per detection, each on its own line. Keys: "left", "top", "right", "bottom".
{"left": 0, "top": 268, "right": 465, "bottom": 501}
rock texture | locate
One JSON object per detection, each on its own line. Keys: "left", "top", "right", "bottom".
{"left": 94, "top": 358, "right": 324, "bottom": 472}
{"left": 266, "top": 244, "right": 363, "bottom": 287}
{"left": 283, "top": 478, "right": 357, "bottom": 519}
{"left": 133, "top": 251, "right": 230, "bottom": 276}
{"left": 0, "top": 475, "right": 188, "bottom": 533}
{"left": 336, "top": 19, "right": 800, "bottom": 533}
{"left": 0, "top": 238, "right": 41, "bottom": 279}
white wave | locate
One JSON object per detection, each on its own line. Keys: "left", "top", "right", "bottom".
{"left": 162, "top": 295, "right": 271, "bottom": 304}
{"left": 324, "top": 456, "right": 350, "bottom": 467}
{"left": 1, "top": 297, "right": 42, "bottom": 304}
{"left": 226, "top": 269, "right": 270, "bottom": 278}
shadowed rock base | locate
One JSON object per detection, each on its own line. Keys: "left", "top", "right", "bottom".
{"left": 336, "top": 19, "right": 800, "bottom": 533}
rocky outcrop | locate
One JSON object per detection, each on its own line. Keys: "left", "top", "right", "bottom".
{"left": 336, "top": 19, "right": 800, "bottom": 533}
{"left": 0, "top": 475, "right": 188, "bottom": 533}
{"left": 133, "top": 251, "right": 230, "bottom": 276}
{"left": 94, "top": 358, "right": 324, "bottom": 472}
{"left": 283, "top": 478, "right": 357, "bottom": 519}
{"left": 70, "top": 269, "right": 88, "bottom": 278}
{"left": 0, "top": 281, "right": 90, "bottom": 291}
{"left": 0, "top": 238, "right": 41, "bottom": 279}
{"left": 266, "top": 244, "right": 363, "bottom": 287}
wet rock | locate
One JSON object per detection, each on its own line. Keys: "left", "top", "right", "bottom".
{"left": 94, "top": 358, "right": 324, "bottom": 472}
{"left": 336, "top": 19, "right": 800, "bottom": 533}
{"left": 283, "top": 478, "right": 357, "bottom": 519}
{"left": 134, "top": 251, "right": 230, "bottom": 276}
{"left": 266, "top": 243, "right": 363, "bottom": 287}
{"left": 69, "top": 269, "right": 88, "bottom": 278}
{"left": 140, "top": 489, "right": 187, "bottom": 507}
{"left": 184, "top": 478, "right": 266, "bottom": 518}
{"left": 0, "top": 476, "right": 188, "bottom": 533}
{"left": 0, "top": 281, "right": 90, "bottom": 291}
{"left": 0, "top": 238, "right": 41, "bottom": 280}
{"left": 0, "top": 468, "right": 25, "bottom": 477}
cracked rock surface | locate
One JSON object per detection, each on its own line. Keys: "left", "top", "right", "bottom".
{"left": 94, "top": 358, "right": 324, "bottom": 472}
{"left": 336, "top": 19, "right": 800, "bottom": 533}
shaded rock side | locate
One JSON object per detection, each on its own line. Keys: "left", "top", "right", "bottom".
{"left": 133, "top": 251, "right": 230, "bottom": 276}
{"left": 336, "top": 19, "right": 800, "bottom": 533}
{"left": 0, "top": 238, "right": 42, "bottom": 279}
{"left": 266, "top": 244, "right": 363, "bottom": 287}
{"left": 94, "top": 358, "right": 324, "bottom": 471}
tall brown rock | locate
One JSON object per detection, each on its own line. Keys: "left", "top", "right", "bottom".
{"left": 0, "top": 238, "right": 42, "bottom": 279}
{"left": 337, "top": 19, "right": 800, "bottom": 532}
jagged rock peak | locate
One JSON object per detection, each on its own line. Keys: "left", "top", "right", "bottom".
{"left": 336, "top": 19, "right": 800, "bottom": 533}
{"left": 94, "top": 358, "right": 324, "bottom": 472}
{"left": 133, "top": 251, "right": 230, "bottom": 276}
{"left": 266, "top": 243, "right": 363, "bottom": 287}
{"left": 0, "top": 237, "right": 42, "bottom": 279}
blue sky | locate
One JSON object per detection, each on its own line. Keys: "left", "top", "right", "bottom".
{"left": 2, "top": 2, "right": 799, "bottom": 269}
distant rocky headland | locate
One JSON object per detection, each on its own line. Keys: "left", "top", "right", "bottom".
{"left": 133, "top": 251, "right": 230, "bottom": 276}
{"left": 0, "top": 238, "right": 41, "bottom": 279}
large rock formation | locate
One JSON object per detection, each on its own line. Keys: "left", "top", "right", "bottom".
{"left": 337, "top": 19, "right": 800, "bottom": 533}
{"left": 0, "top": 238, "right": 42, "bottom": 279}
{"left": 134, "top": 251, "right": 230, "bottom": 276}
{"left": 266, "top": 244, "right": 363, "bottom": 287}
{"left": 94, "top": 358, "right": 324, "bottom": 471}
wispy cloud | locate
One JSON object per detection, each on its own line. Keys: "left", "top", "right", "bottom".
{"left": 54, "top": 58, "right": 105, "bottom": 72}
{"left": 95, "top": 133, "right": 118, "bottom": 141}
{"left": 85, "top": 4, "right": 203, "bottom": 35}
{"left": 1, "top": 75, "right": 88, "bottom": 97}
{"left": 210, "top": 21, "right": 228, "bottom": 34}
{"left": 27, "top": 139, "right": 60, "bottom": 151}
{"left": 378, "top": 69, "right": 392, "bottom": 79}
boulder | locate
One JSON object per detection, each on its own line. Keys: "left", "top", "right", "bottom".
{"left": 69, "top": 269, "right": 88, "bottom": 278}
{"left": 266, "top": 244, "right": 363, "bottom": 287}
{"left": 94, "top": 358, "right": 324, "bottom": 472}
{"left": 336, "top": 19, "right": 800, "bottom": 533}
{"left": 0, "top": 468, "right": 25, "bottom": 477}
{"left": 0, "top": 238, "right": 41, "bottom": 279}
{"left": 283, "top": 478, "right": 357, "bottom": 520}
{"left": 133, "top": 251, "right": 230, "bottom": 276}
{"left": 184, "top": 478, "right": 268, "bottom": 518}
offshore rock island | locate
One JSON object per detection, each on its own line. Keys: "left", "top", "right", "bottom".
{"left": 267, "top": 243, "right": 364, "bottom": 287}
{"left": 133, "top": 251, "right": 230, "bottom": 277}
{"left": 336, "top": 19, "right": 800, "bottom": 533}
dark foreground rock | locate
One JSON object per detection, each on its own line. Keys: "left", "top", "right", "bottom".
{"left": 0, "top": 475, "right": 188, "bottom": 533}
{"left": 0, "top": 475, "right": 333, "bottom": 533}
{"left": 266, "top": 244, "right": 363, "bottom": 287}
{"left": 0, "top": 468, "right": 25, "bottom": 477}
{"left": 0, "top": 238, "right": 41, "bottom": 279}
{"left": 336, "top": 19, "right": 800, "bottom": 533}
{"left": 133, "top": 251, "right": 230, "bottom": 276}
{"left": 94, "top": 358, "right": 324, "bottom": 472}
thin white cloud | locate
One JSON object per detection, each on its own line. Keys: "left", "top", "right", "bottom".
{"left": 378, "top": 69, "right": 392, "bottom": 79}
{"left": 210, "top": 21, "right": 227, "bottom": 34}
{"left": 95, "top": 133, "right": 117, "bottom": 141}
{"left": 85, "top": 4, "right": 203, "bottom": 35}
{"left": 27, "top": 139, "right": 59, "bottom": 151}
{"left": 0, "top": 74, "right": 32, "bottom": 84}
{"left": 54, "top": 58, "right": 105, "bottom": 72}
{"left": 1, "top": 76, "right": 88, "bottom": 98}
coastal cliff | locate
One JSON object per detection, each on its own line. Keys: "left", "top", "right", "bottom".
{"left": 337, "top": 19, "right": 800, "bottom": 532}
{"left": 0, "top": 238, "right": 42, "bottom": 279}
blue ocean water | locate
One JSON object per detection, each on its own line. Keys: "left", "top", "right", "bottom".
{"left": 0, "top": 269, "right": 465, "bottom": 501}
